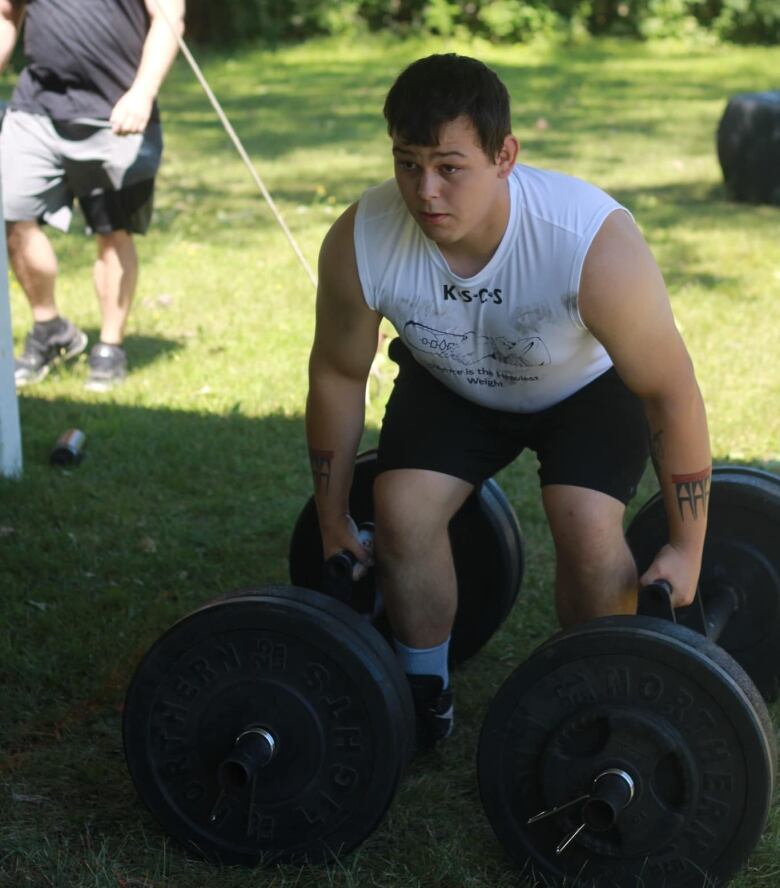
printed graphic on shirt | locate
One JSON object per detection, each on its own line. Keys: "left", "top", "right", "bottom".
{"left": 404, "top": 321, "right": 551, "bottom": 368}
{"left": 404, "top": 321, "right": 551, "bottom": 391}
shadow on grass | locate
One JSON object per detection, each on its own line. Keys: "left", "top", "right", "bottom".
{"left": 1, "top": 397, "right": 318, "bottom": 746}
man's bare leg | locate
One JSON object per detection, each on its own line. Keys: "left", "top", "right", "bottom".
{"left": 542, "top": 483, "right": 638, "bottom": 627}
{"left": 374, "top": 468, "right": 473, "bottom": 747}
{"left": 6, "top": 220, "right": 58, "bottom": 319}
{"left": 8, "top": 221, "right": 88, "bottom": 385}
{"left": 93, "top": 230, "right": 138, "bottom": 345}
{"left": 374, "top": 468, "right": 473, "bottom": 647}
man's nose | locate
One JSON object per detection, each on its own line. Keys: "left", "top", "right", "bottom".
{"left": 417, "top": 170, "right": 440, "bottom": 201}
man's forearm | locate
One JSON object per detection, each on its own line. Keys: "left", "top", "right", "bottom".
{"left": 133, "top": 1, "right": 184, "bottom": 101}
{"left": 305, "top": 371, "right": 366, "bottom": 532}
{"left": 645, "top": 382, "right": 711, "bottom": 556}
{"left": 0, "top": 24, "right": 17, "bottom": 71}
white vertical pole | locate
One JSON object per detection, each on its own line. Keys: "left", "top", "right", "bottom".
{"left": 0, "top": 164, "right": 22, "bottom": 478}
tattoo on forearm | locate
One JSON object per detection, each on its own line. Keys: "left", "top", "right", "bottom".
{"left": 673, "top": 468, "right": 712, "bottom": 521}
{"left": 650, "top": 429, "right": 665, "bottom": 474}
{"left": 309, "top": 448, "right": 334, "bottom": 493}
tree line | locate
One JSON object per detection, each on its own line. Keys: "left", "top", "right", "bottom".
{"left": 185, "top": 0, "right": 780, "bottom": 46}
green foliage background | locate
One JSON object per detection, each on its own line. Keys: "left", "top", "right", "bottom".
{"left": 185, "top": 0, "right": 780, "bottom": 45}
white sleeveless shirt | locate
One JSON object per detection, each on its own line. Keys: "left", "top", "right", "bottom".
{"left": 354, "top": 164, "right": 628, "bottom": 412}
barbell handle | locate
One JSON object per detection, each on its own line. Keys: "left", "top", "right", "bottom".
{"left": 323, "top": 551, "right": 355, "bottom": 604}
{"left": 217, "top": 728, "right": 277, "bottom": 793}
{"left": 322, "top": 523, "right": 376, "bottom": 604}
{"left": 637, "top": 579, "right": 676, "bottom": 623}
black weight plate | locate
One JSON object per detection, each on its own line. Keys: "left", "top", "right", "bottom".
{"left": 627, "top": 465, "right": 780, "bottom": 700}
{"left": 288, "top": 450, "right": 524, "bottom": 663}
{"left": 214, "top": 584, "right": 416, "bottom": 765}
{"left": 123, "top": 586, "right": 412, "bottom": 865}
{"left": 478, "top": 616, "right": 775, "bottom": 888}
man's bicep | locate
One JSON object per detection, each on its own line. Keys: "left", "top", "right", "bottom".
{"left": 311, "top": 208, "right": 381, "bottom": 382}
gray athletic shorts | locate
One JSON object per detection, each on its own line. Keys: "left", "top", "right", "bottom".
{"left": 1, "top": 108, "right": 162, "bottom": 234}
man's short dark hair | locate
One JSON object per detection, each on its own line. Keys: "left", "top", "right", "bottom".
{"left": 383, "top": 54, "right": 511, "bottom": 160}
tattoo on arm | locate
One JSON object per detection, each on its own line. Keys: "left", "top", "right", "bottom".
{"left": 650, "top": 429, "right": 665, "bottom": 475}
{"left": 672, "top": 468, "right": 711, "bottom": 521}
{"left": 309, "top": 448, "right": 334, "bottom": 493}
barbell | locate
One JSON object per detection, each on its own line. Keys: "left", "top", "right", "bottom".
{"left": 122, "top": 462, "right": 779, "bottom": 877}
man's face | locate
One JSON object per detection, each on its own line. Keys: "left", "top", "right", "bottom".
{"left": 391, "top": 115, "right": 516, "bottom": 250}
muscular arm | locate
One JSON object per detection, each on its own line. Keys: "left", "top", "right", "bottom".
{"left": 306, "top": 203, "right": 382, "bottom": 560}
{"left": 580, "top": 210, "right": 711, "bottom": 606}
{"left": 109, "top": 0, "right": 185, "bottom": 134}
{"left": 0, "top": 0, "right": 24, "bottom": 73}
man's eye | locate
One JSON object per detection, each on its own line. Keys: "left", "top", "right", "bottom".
{"left": 442, "top": 165, "right": 460, "bottom": 175}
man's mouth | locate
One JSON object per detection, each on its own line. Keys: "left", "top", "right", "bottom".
{"left": 419, "top": 211, "right": 448, "bottom": 224}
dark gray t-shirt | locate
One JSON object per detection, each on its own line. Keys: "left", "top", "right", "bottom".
{"left": 10, "top": 0, "right": 158, "bottom": 121}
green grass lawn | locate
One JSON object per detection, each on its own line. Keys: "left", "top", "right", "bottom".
{"left": 2, "top": 33, "right": 780, "bottom": 888}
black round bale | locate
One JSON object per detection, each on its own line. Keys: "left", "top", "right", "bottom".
{"left": 289, "top": 449, "right": 524, "bottom": 664}
{"left": 717, "top": 91, "right": 780, "bottom": 205}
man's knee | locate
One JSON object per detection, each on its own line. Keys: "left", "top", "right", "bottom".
{"left": 374, "top": 492, "right": 445, "bottom": 564}
{"left": 373, "top": 469, "right": 472, "bottom": 562}
{"left": 543, "top": 484, "right": 637, "bottom": 623}
{"left": 96, "top": 229, "right": 134, "bottom": 252}
{"left": 545, "top": 485, "right": 626, "bottom": 554}
{"left": 6, "top": 219, "right": 35, "bottom": 254}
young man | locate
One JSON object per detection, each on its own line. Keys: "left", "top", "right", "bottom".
{"left": 306, "top": 55, "right": 711, "bottom": 747}
{"left": 0, "top": 0, "right": 184, "bottom": 390}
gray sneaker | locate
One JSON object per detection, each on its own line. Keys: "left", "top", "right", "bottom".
{"left": 14, "top": 319, "right": 88, "bottom": 387}
{"left": 85, "top": 342, "right": 127, "bottom": 391}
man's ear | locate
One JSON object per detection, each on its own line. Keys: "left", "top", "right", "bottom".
{"left": 496, "top": 134, "right": 519, "bottom": 178}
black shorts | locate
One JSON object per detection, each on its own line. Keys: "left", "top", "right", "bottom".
{"left": 376, "top": 338, "right": 649, "bottom": 505}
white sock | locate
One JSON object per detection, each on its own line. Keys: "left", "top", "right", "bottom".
{"left": 393, "top": 636, "right": 450, "bottom": 688}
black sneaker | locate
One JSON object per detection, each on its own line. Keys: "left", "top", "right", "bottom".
{"left": 85, "top": 342, "right": 127, "bottom": 391}
{"left": 407, "top": 674, "right": 454, "bottom": 750}
{"left": 14, "top": 319, "right": 88, "bottom": 387}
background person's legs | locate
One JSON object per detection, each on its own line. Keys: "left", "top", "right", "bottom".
{"left": 83, "top": 230, "right": 138, "bottom": 391}
{"left": 542, "top": 483, "right": 638, "bottom": 627}
{"left": 93, "top": 230, "right": 138, "bottom": 345}
{"left": 2, "top": 110, "right": 92, "bottom": 385}
{"left": 8, "top": 220, "right": 88, "bottom": 386}
{"left": 6, "top": 220, "right": 58, "bottom": 320}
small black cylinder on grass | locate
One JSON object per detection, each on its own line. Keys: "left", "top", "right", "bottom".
{"left": 50, "top": 429, "right": 86, "bottom": 467}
